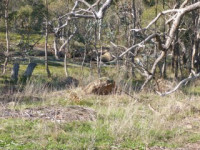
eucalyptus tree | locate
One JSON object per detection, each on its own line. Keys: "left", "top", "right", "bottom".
{"left": 49, "top": 0, "right": 112, "bottom": 77}
{"left": 112, "top": 0, "right": 200, "bottom": 95}
{"left": 2, "top": 0, "right": 10, "bottom": 74}
{"left": 44, "top": 0, "right": 51, "bottom": 78}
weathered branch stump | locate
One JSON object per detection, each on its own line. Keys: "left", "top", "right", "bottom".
{"left": 22, "top": 63, "right": 37, "bottom": 81}
{"left": 10, "top": 63, "right": 20, "bottom": 82}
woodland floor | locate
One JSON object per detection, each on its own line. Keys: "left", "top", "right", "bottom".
{"left": 1, "top": 47, "right": 200, "bottom": 149}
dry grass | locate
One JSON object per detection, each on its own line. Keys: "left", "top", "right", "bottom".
{"left": 1, "top": 61, "right": 200, "bottom": 149}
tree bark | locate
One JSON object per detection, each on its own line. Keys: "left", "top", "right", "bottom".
{"left": 11, "top": 63, "right": 19, "bottom": 82}
{"left": 174, "top": 29, "right": 180, "bottom": 79}
{"left": 98, "top": 19, "right": 103, "bottom": 78}
{"left": 64, "top": 52, "right": 68, "bottom": 77}
{"left": 54, "top": 36, "right": 59, "bottom": 60}
{"left": 45, "top": 0, "right": 51, "bottom": 78}
{"left": 23, "top": 63, "right": 37, "bottom": 79}
{"left": 3, "top": 0, "right": 9, "bottom": 75}
{"left": 131, "top": 0, "right": 136, "bottom": 77}
{"left": 161, "top": 0, "right": 167, "bottom": 78}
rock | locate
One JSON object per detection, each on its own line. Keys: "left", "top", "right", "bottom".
{"left": 84, "top": 77, "right": 116, "bottom": 95}
{"left": 65, "top": 76, "right": 79, "bottom": 88}
{"left": 101, "top": 52, "right": 114, "bottom": 62}
{"left": 85, "top": 50, "right": 112, "bottom": 62}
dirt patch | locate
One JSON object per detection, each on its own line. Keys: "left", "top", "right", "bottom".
{"left": 148, "top": 141, "right": 200, "bottom": 150}
{"left": 0, "top": 106, "right": 96, "bottom": 123}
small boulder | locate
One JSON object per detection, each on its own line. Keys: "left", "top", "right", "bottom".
{"left": 85, "top": 50, "right": 112, "bottom": 62}
{"left": 84, "top": 77, "right": 116, "bottom": 95}
{"left": 101, "top": 52, "right": 113, "bottom": 62}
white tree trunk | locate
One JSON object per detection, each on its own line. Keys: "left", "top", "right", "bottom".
{"left": 3, "top": 0, "right": 9, "bottom": 74}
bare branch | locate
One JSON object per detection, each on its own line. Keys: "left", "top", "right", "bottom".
{"left": 131, "top": 9, "right": 179, "bottom": 32}
{"left": 119, "top": 33, "right": 159, "bottom": 58}
{"left": 54, "top": 0, "right": 113, "bottom": 32}
{"left": 59, "top": 26, "right": 77, "bottom": 52}
{"left": 180, "top": 0, "right": 190, "bottom": 8}
{"left": 157, "top": 72, "right": 200, "bottom": 96}
{"left": 96, "top": 0, "right": 112, "bottom": 19}
{"left": 128, "top": 2, "right": 200, "bottom": 91}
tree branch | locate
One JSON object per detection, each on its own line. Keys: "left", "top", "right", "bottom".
{"left": 157, "top": 72, "right": 200, "bottom": 96}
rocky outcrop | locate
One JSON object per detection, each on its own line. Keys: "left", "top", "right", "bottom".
{"left": 85, "top": 50, "right": 114, "bottom": 62}
{"left": 84, "top": 77, "right": 116, "bottom": 95}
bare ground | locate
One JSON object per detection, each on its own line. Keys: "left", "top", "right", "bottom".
{"left": 1, "top": 104, "right": 200, "bottom": 149}
{"left": 0, "top": 105, "right": 97, "bottom": 123}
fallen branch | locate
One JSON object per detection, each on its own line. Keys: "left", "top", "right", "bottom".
{"left": 156, "top": 71, "right": 200, "bottom": 96}
{"left": 148, "top": 104, "right": 161, "bottom": 115}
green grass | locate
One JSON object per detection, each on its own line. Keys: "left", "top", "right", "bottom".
{"left": 0, "top": 119, "right": 114, "bottom": 150}
{"left": 1, "top": 91, "right": 200, "bottom": 149}
{"left": 1, "top": 56, "right": 200, "bottom": 149}
{"left": 0, "top": 32, "right": 54, "bottom": 48}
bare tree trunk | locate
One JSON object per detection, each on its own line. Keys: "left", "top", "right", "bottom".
{"left": 171, "top": 42, "right": 175, "bottom": 73}
{"left": 64, "top": 52, "right": 68, "bottom": 77}
{"left": 64, "top": 27, "right": 69, "bottom": 78}
{"left": 90, "top": 59, "right": 93, "bottom": 77}
{"left": 81, "top": 43, "right": 87, "bottom": 72}
{"left": 131, "top": 0, "right": 136, "bottom": 77}
{"left": 45, "top": 0, "right": 51, "bottom": 78}
{"left": 161, "top": 0, "right": 167, "bottom": 78}
{"left": 196, "top": 15, "right": 200, "bottom": 72}
{"left": 191, "top": 44, "right": 196, "bottom": 70}
{"left": 98, "top": 19, "right": 103, "bottom": 78}
{"left": 11, "top": 63, "right": 19, "bottom": 82}
{"left": 174, "top": 32, "right": 180, "bottom": 79}
{"left": 191, "top": 4, "right": 200, "bottom": 72}
{"left": 94, "top": 20, "right": 100, "bottom": 78}
{"left": 54, "top": 36, "right": 59, "bottom": 60}
{"left": 3, "top": 0, "right": 9, "bottom": 75}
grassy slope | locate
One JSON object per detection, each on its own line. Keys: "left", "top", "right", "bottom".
{"left": 0, "top": 58, "right": 200, "bottom": 150}
{"left": 0, "top": 32, "right": 54, "bottom": 51}
{"left": 0, "top": 31, "right": 200, "bottom": 149}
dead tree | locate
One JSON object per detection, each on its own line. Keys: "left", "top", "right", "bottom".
{"left": 2, "top": 0, "right": 9, "bottom": 74}
{"left": 113, "top": 1, "right": 200, "bottom": 92}
{"left": 54, "top": 24, "right": 77, "bottom": 77}
{"left": 191, "top": 4, "right": 200, "bottom": 72}
{"left": 51, "top": 0, "right": 112, "bottom": 77}
{"left": 52, "top": 0, "right": 112, "bottom": 46}
{"left": 157, "top": 71, "right": 200, "bottom": 96}
{"left": 63, "top": 26, "right": 77, "bottom": 77}
{"left": 44, "top": 0, "right": 51, "bottom": 78}
{"left": 131, "top": 0, "right": 137, "bottom": 77}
